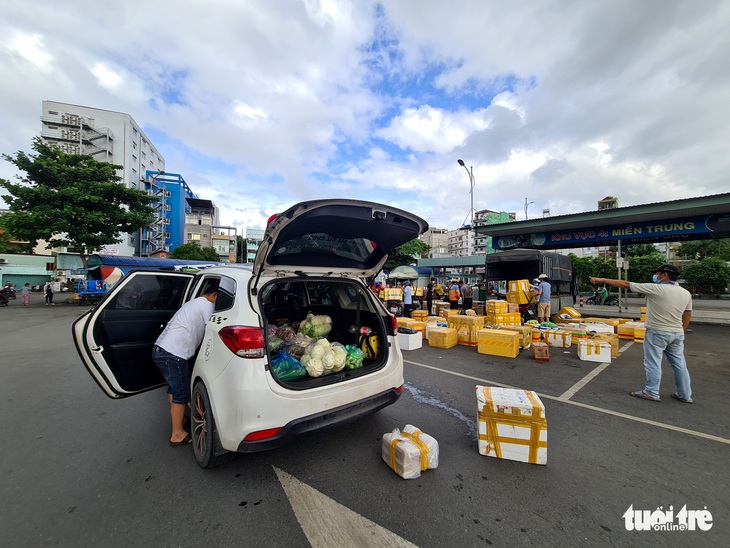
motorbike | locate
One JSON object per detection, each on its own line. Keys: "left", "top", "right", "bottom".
{"left": 0, "top": 289, "right": 9, "bottom": 307}
{"left": 3, "top": 286, "right": 16, "bottom": 300}
{"left": 585, "top": 291, "right": 619, "bottom": 306}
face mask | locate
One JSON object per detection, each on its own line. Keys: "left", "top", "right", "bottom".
{"left": 652, "top": 274, "right": 660, "bottom": 283}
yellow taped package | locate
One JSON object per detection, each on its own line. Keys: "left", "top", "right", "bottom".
{"left": 381, "top": 424, "right": 439, "bottom": 479}
{"left": 634, "top": 323, "right": 646, "bottom": 344}
{"left": 581, "top": 317, "right": 620, "bottom": 328}
{"left": 477, "top": 329, "right": 520, "bottom": 358}
{"left": 577, "top": 340, "right": 612, "bottom": 363}
{"left": 435, "top": 303, "right": 451, "bottom": 317}
{"left": 544, "top": 329, "right": 572, "bottom": 348}
{"left": 428, "top": 327, "right": 458, "bottom": 349}
{"left": 617, "top": 321, "right": 642, "bottom": 340}
{"left": 448, "top": 315, "right": 486, "bottom": 346}
{"left": 384, "top": 288, "right": 402, "bottom": 300}
{"left": 506, "top": 290, "right": 531, "bottom": 305}
{"left": 499, "top": 325, "right": 533, "bottom": 349}
{"left": 485, "top": 312, "right": 522, "bottom": 327}
{"left": 425, "top": 322, "right": 448, "bottom": 340}
{"left": 409, "top": 320, "right": 427, "bottom": 339}
{"left": 556, "top": 306, "right": 581, "bottom": 319}
{"left": 396, "top": 317, "right": 415, "bottom": 328}
{"left": 560, "top": 323, "right": 588, "bottom": 344}
{"left": 509, "top": 279, "right": 531, "bottom": 293}
{"left": 411, "top": 310, "right": 428, "bottom": 321}
{"left": 426, "top": 315, "right": 443, "bottom": 324}
{"left": 485, "top": 300, "right": 509, "bottom": 314}
{"left": 590, "top": 333, "right": 619, "bottom": 358}
{"left": 475, "top": 385, "right": 547, "bottom": 465}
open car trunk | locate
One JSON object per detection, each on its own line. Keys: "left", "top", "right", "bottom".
{"left": 260, "top": 278, "right": 392, "bottom": 389}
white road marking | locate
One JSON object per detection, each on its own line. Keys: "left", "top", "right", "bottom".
{"left": 404, "top": 360, "right": 730, "bottom": 445}
{"left": 559, "top": 362, "right": 611, "bottom": 400}
{"left": 274, "top": 466, "right": 417, "bottom": 548}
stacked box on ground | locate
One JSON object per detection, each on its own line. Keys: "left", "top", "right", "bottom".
{"left": 428, "top": 327, "right": 458, "bottom": 349}
{"left": 448, "top": 315, "right": 485, "bottom": 346}
{"left": 475, "top": 386, "right": 547, "bottom": 465}
{"left": 477, "top": 329, "right": 520, "bottom": 358}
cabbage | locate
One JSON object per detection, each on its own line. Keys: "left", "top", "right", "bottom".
{"left": 322, "top": 353, "right": 335, "bottom": 370}
{"left": 306, "top": 357, "right": 324, "bottom": 377}
{"left": 298, "top": 313, "right": 333, "bottom": 338}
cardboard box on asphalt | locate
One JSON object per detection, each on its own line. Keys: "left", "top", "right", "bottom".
{"left": 582, "top": 322, "right": 615, "bottom": 335}
{"left": 409, "top": 320, "right": 427, "bottom": 339}
{"left": 477, "top": 329, "right": 520, "bottom": 358}
{"left": 532, "top": 342, "right": 549, "bottom": 361}
{"left": 382, "top": 424, "right": 439, "bottom": 479}
{"left": 617, "top": 321, "right": 642, "bottom": 340}
{"left": 411, "top": 310, "right": 428, "bottom": 321}
{"left": 486, "top": 300, "right": 509, "bottom": 314}
{"left": 475, "top": 386, "right": 547, "bottom": 465}
{"left": 396, "top": 317, "right": 415, "bottom": 328}
{"left": 425, "top": 322, "right": 447, "bottom": 340}
{"left": 577, "top": 340, "right": 612, "bottom": 363}
{"left": 485, "top": 312, "right": 521, "bottom": 327}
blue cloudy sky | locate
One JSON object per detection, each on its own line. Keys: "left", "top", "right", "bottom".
{"left": 1, "top": 0, "right": 729, "bottom": 232}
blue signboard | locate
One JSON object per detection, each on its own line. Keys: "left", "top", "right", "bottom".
{"left": 492, "top": 214, "right": 730, "bottom": 250}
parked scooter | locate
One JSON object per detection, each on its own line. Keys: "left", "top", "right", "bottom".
{"left": 585, "top": 290, "right": 619, "bottom": 306}
{"left": 0, "top": 289, "right": 9, "bottom": 306}
{"left": 2, "top": 284, "right": 16, "bottom": 300}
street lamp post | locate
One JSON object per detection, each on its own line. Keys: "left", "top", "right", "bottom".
{"left": 457, "top": 159, "right": 484, "bottom": 292}
{"left": 524, "top": 197, "right": 534, "bottom": 220}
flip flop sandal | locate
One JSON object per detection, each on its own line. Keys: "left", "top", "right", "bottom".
{"left": 670, "top": 393, "right": 693, "bottom": 404}
{"left": 629, "top": 390, "right": 660, "bottom": 402}
{"left": 169, "top": 433, "right": 192, "bottom": 447}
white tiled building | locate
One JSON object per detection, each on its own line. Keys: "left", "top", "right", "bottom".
{"left": 40, "top": 100, "right": 166, "bottom": 256}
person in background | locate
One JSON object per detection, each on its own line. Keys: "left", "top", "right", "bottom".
{"left": 448, "top": 279, "right": 461, "bottom": 311}
{"left": 530, "top": 278, "right": 541, "bottom": 301}
{"left": 599, "top": 284, "right": 608, "bottom": 305}
{"left": 402, "top": 281, "right": 413, "bottom": 318}
{"left": 535, "top": 274, "right": 551, "bottom": 323}
{"left": 21, "top": 283, "right": 31, "bottom": 307}
{"left": 45, "top": 282, "right": 55, "bottom": 305}
{"left": 425, "top": 278, "right": 437, "bottom": 316}
{"left": 152, "top": 283, "right": 218, "bottom": 446}
{"left": 460, "top": 280, "right": 473, "bottom": 313}
{"left": 591, "top": 265, "right": 693, "bottom": 403}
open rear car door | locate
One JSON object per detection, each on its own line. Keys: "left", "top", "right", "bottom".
{"left": 72, "top": 271, "right": 194, "bottom": 398}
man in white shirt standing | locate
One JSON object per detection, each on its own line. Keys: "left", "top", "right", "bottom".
{"left": 591, "top": 265, "right": 693, "bottom": 403}
{"left": 152, "top": 284, "right": 218, "bottom": 445}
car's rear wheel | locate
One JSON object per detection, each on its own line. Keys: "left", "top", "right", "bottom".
{"left": 191, "top": 382, "right": 233, "bottom": 468}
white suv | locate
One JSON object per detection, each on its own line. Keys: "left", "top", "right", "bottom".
{"left": 72, "top": 199, "right": 428, "bottom": 467}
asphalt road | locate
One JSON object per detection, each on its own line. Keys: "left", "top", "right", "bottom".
{"left": 1, "top": 302, "right": 728, "bottom": 547}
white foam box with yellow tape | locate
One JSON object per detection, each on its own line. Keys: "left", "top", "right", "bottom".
{"left": 397, "top": 331, "right": 422, "bottom": 351}
{"left": 475, "top": 386, "right": 547, "bottom": 465}
{"left": 477, "top": 329, "right": 520, "bottom": 358}
{"left": 381, "top": 424, "right": 439, "bottom": 479}
{"left": 577, "top": 339, "right": 612, "bottom": 363}
{"left": 448, "top": 315, "right": 485, "bottom": 346}
{"left": 590, "top": 333, "right": 619, "bottom": 358}
{"left": 408, "top": 320, "right": 427, "bottom": 339}
{"left": 582, "top": 322, "right": 615, "bottom": 335}
{"left": 544, "top": 329, "right": 572, "bottom": 348}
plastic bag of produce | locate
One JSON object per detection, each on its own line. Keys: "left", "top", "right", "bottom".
{"left": 298, "top": 313, "right": 333, "bottom": 339}
{"left": 344, "top": 344, "right": 365, "bottom": 370}
{"left": 282, "top": 334, "right": 314, "bottom": 359}
{"left": 275, "top": 325, "right": 297, "bottom": 344}
{"left": 271, "top": 351, "right": 307, "bottom": 381}
{"left": 267, "top": 336, "right": 284, "bottom": 353}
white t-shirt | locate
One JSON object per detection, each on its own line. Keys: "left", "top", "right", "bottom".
{"left": 155, "top": 296, "right": 215, "bottom": 359}
{"left": 630, "top": 282, "right": 692, "bottom": 333}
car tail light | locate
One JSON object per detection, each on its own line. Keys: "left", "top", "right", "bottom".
{"left": 244, "top": 427, "right": 282, "bottom": 441}
{"left": 389, "top": 313, "right": 398, "bottom": 332}
{"left": 219, "top": 326, "right": 265, "bottom": 358}
{"left": 396, "top": 384, "right": 403, "bottom": 394}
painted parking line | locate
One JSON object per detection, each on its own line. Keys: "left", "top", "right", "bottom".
{"left": 559, "top": 340, "right": 634, "bottom": 400}
{"left": 405, "top": 360, "right": 730, "bottom": 445}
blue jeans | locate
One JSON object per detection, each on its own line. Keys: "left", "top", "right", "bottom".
{"left": 642, "top": 330, "right": 692, "bottom": 401}
{"left": 152, "top": 345, "right": 191, "bottom": 404}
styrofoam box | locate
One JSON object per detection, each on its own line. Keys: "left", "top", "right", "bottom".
{"left": 397, "top": 332, "right": 422, "bottom": 350}
{"left": 577, "top": 340, "right": 612, "bottom": 363}
{"left": 583, "top": 322, "right": 615, "bottom": 334}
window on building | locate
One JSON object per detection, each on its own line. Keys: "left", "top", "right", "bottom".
{"left": 132, "top": 154, "right": 137, "bottom": 162}
{"left": 132, "top": 141, "right": 137, "bottom": 149}
{"left": 191, "top": 234, "right": 201, "bottom": 241}
{"left": 133, "top": 127, "right": 138, "bottom": 136}
{"left": 141, "top": 151, "right": 146, "bottom": 159}
{"left": 48, "top": 110, "right": 58, "bottom": 115}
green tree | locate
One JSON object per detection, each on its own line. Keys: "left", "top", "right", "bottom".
{"left": 384, "top": 239, "right": 430, "bottom": 271}
{"left": 681, "top": 258, "right": 730, "bottom": 295}
{"left": 624, "top": 254, "right": 666, "bottom": 283}
{"left": 170, "top": 242, "right": 221, "bottom": 261}
{"left": 0, "top": 138, "right": 154, "bottom": 261}
{"left": 677, "top": 239, "right": 730, "bottom": 261}
{"left": 623, "top": 243, "right": 663, "bottom": 258}
{"left": 569, "top": 254, "right": 615, "bottom": 291}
